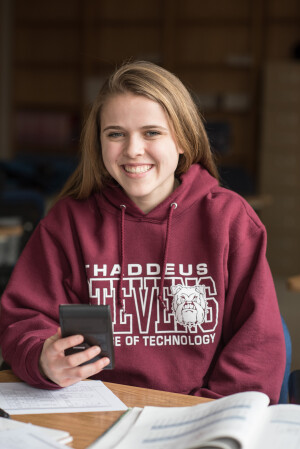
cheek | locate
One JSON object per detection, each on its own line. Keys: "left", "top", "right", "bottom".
{"left": 153, "top": 146, "right": 180, "bottom": 169}
{"left": 101, "top": 152, "right": 118, "bottom": 179}
{"left": 102, "top": 145, "right": 118, "bottom": 167}
{"left": 166, "top": 152, "right": 181, "bottom": 172}
{"left": 101, "top": 151, "right": 110, "bottom": 171}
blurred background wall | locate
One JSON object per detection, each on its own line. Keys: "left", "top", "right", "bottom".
{"left": 0, "top": 0, "right": 299, "bottom": 369}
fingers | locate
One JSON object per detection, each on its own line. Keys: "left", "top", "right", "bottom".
{"left": 59, "top": 355, "right": 110, "bottom": 387}
{"left": 64, "top": 345, "right": 101, "bottom": 368}
{"left": 49, "top": 334, "right": 85, "bottom": 355}
{"left": 61, "top": 348, "right": 110, "bottom": 381}
{"left": 39, "top": 330, "right": 110, "bottom": 387}
{"left": 57, "top": 356, "right": 110, "bottom": 387}
{"left": 62, "top": 345, "right": 110, "bottom": 375}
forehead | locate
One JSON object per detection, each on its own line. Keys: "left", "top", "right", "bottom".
{"left": 100, "top": 93, "right": 169, "bottom": 125}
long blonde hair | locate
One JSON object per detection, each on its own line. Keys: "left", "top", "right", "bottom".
{"left": 59, "top": 61, "right": 219, "bottom": 199}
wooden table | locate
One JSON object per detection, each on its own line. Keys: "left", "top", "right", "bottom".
{"left": 0, "top": 224, "right": 23, "bottom": 237}
{"left": 0, "top": 370, "right": 211, "bottom": 449}
{"left": 287, "top": 275, "right": 300, "bottom": 293}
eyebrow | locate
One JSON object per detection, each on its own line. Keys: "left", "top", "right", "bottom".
{"left": 102, "top": 126, "right": 123, "bottom": 132}
{"left": 102, "top": 125, "right": 168, "bottom": 132}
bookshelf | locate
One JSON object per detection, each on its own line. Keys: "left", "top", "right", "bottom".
{"left": 10, "top": 0, "right": 300, "bottom": 194}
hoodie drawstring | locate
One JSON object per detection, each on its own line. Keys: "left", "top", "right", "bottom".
{"left": 158, "top": 202, "right": 177, "bottom": 309}
{"left": 118, "top": 204, "right": 126, "bottom": 310}
{"left": 118, "top": 202, "right": 177, "bottom": 311}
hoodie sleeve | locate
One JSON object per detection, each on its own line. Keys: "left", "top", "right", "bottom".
{"left": 195, "top": 211, "right": 286, "bottom": 404}
{"left": 0, "top": 220, "right": 88, "bottom": 389}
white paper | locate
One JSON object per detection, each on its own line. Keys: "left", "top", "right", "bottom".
{"left": 0, "top": 381, "right": 127, "bottom": 414}
{"left": 0, "top": 417, "right": 72, "bottom": 444}
{"left": 253, "top": 405, "right": 300, "bottom": 449}
{"left": 87, "top": 407, "right": 142, "bottom": 449}
{"left": 110, "top": 392, "right": 269, "bottom": 449}
{"left": 0, "top": 427, "right": 71, "bottom": 449}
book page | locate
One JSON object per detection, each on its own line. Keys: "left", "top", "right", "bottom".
{"left": 88, "top": 408, "right": 142, "bottom": 449}
{"left": 253, "top": 405, "right": 300, "bottom": 449}
{"left": 88, "top": 411, "right": 239, "bottom": 449}
{"left": 112, "top": 391, "right": 269, "bottom": 449}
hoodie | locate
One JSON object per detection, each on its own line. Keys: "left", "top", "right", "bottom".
{"left": 0, "top": 164, "right": 285, "bottom": 403}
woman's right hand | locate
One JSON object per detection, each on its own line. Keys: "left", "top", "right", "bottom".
{"left": 39, "top": 327, "right": 110, "bottom": 387}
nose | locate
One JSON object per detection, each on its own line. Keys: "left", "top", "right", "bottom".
{"left": 123, "top": 134, "right": 145, "bottom": 158}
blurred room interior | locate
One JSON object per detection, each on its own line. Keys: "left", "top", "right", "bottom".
{"left": 0, "top": 0, "right": 299, "bottom": 370}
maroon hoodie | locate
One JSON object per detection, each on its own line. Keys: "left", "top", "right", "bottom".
{"left": 0, "top": 164, "right": 285, "bottom": 403}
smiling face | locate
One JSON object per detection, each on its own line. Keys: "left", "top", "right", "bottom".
{"left": 100, "top": 93, "right": 183, "bottom": 213}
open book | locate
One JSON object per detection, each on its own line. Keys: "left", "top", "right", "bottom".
{"left": 88, "top": 391, "right": 300, "bottom": 449}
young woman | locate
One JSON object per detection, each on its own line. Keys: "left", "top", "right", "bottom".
{"left": 0, "top": 61, "right": 285, "bottom": 403}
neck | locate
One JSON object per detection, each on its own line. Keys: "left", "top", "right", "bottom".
{"left": 130, "top": 178, "right": 180, "bottom": 214}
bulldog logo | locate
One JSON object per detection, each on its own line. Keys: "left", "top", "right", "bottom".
{"left": 170, "top": 284, "right": 207, "bottom": 328}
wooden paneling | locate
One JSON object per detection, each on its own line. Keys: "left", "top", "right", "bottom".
{"left": 11, "top": 0, "right": 300, "bottom": 168}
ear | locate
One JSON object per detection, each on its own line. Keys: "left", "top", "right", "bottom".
{"left": 195, "top": 285, "right": 205, "bottom": 295}
{"left": 170, "top": 284, "right": 183, "bottom": 295}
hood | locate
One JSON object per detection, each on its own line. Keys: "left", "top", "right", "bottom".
{"left": 101, "top": 164, "right": 219, "bottom": 221}
{"left": 97, "top": 164, "right": 219, "bottom": 310}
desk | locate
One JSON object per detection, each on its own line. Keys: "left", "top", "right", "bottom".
{"left": 0, "top": 224, "right": 23, "bottom": 238}
{"left": 0, "top": 370, "right": 210, "bottom": 449}
{"left": 287, "top": 275, "right": 300, "bottom": 293}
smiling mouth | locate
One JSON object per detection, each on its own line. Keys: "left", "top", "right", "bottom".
{"left": 123, "top": 165, "right": 152, "bottom": 174}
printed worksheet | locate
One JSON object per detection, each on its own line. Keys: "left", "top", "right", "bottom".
{"left": 0, "top": 381, "right": 127, "bottom": 414}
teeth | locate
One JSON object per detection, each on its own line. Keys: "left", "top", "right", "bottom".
{"left": 124, "top": 165, "right": 152, "bottom": 174}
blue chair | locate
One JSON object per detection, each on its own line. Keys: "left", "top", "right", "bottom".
{"left": 279, "top": 316, "right": 292, "bottom": 403}
{"left": 289, "top": 370, "right": 300, "bottom": 404}
{"left": 0, "top": 189, "right": 45, "bottom": 295}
